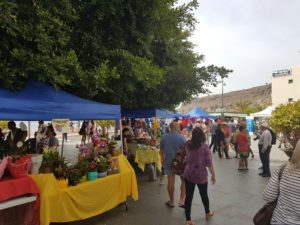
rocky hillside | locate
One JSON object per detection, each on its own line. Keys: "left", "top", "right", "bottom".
{"left": 179, "top": 84, "right": 271, "bottom": 113}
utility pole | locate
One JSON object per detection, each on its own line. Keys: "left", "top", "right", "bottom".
{"left": 221, "top": 78, "right": 224, "bottom": 120}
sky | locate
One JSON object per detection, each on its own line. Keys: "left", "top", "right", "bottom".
{"left": 181, "top": 0, "right": 300, "bottom": 95}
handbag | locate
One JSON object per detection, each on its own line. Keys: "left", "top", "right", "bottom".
{"left": 171, "top": 145, "right": 186, "bottom": 176}
{"left": 253, "top": 164, "right": 287, "bottom": 225}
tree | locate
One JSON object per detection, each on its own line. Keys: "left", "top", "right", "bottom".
{"left": 269, "top": 100, "right": 300, "bottom": 157}
{"left": 233, "top": 100, "right": 252, "bottom": 113}
{"left": 0, "top": 0, "right": 232, "bottom": 109}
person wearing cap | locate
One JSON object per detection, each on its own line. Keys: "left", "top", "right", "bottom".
{"left": 160, "top": 121, "right": 186, "bottom": 208}
{"left": 258, "top": 123, "right": 272, "bottom": 177}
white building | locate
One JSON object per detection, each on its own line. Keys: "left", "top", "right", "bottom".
{"left": 272, "top": 65, "right": 300, "bottom": 107}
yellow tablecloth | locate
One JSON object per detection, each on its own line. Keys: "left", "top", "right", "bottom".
{"left": 31, "top": 155, "right": 138, "bottom": 225}
{"left": 134, "top": 148, "right": 161, "bottom": 172}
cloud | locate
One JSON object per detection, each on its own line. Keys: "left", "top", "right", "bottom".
{"left": 183, "top": 0, "right": 300, "bottom": 94}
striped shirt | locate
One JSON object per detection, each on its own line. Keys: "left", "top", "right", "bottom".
{"left": 263, "top": 164, "right": 300, "bottom": 225}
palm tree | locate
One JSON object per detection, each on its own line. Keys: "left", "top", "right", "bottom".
{"left": 233, "top": 100, "right": 251, "bottom": 113}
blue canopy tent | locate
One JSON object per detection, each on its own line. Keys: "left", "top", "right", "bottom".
{"left": 0, "top": 81, "right": 121, "bottom": 120}
{"left": 174, "top": 112, "right": 190, "bottom": 118}
{"left": 121, "top": 108, "right": 176, "bottom": 119}
{"left": 186, "top": 107, "right": 216, "bottom": 119}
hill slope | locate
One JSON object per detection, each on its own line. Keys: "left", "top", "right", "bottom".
{"left": 179, "top": 84, "right": 271, "bottom": 113}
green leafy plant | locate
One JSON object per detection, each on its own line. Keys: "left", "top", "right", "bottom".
{"left": 67, "top": 168, "right": 82, "bottom": 186}
{"left": 53, "top": 160, "right": 68, "bottom": 179}
{"left": 270, "top": 100, "right": 300, "bottom": 157}
{"left": 75, "top": 159, "right": 89, "bottom": 177}
{"left": 96, "top": 156, "right": 108, "bottom": 173}
{"left": 40, "top": 147, "right": 61, "bottom": 173}
{"left": 0, "top": 1, "right": 232, "bottom": 110}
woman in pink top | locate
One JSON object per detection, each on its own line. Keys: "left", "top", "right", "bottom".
{"left": 235, "top": 125, "right": 250, "bottom": 171}
{"left": 183, "top": 127, "right": 216, "bottom": 225}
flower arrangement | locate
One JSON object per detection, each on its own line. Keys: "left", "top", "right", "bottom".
{"left": 78, "top": 144, "right": 94, "bottom": 160}
{"left": 75, "top": 159, "right": 89, "bottom": 176}
{"left": 88, "top": 160, "right": 98, "bottom": 172}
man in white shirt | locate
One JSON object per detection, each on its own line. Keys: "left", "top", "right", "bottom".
{"left": 258, "top": 123, "right": 272, "bottom": 177}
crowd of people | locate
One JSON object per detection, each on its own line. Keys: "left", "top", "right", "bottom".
{"left": 1, "top": 117, "right": 298, "bottom": 224}
{"left": 0, "top": 120, "right": 59, "bottom": 154}
{"left": 158, "top": 117, "right": 298, "bottom": 225}
{"left": 160, "top": 121, "right": 215, "bottom": 225}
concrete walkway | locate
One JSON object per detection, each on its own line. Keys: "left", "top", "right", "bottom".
{"left": 52, "top": 137, "right": 289, "bottom": 225}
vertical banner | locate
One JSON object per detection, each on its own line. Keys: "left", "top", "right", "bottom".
{"left": 52, "top": 119, "right": 70, "bottom": 134}
{"left": 246, "top": 116, "right": 254, "bottom": 134}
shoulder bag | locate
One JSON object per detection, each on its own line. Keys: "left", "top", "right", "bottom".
{"left": 253, "top": 164, "right": 287, "bottom": 225}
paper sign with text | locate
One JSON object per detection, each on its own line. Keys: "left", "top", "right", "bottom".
{"left": 52, "top": 119, "right": 71, "bottom": 133}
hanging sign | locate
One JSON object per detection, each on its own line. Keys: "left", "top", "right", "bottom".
{"left": 52, "top": 119, "right": 70, "bottom": 134}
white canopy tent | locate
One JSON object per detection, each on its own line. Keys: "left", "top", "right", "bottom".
{"left": 250, "top": 106, "right": 273, "bottom": 118}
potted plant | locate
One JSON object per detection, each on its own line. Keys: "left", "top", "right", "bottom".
{"left": 75, "top": 159, "right": 89, "bottom": 183}
{"left": 40, "top": 147, "right": 60, "bottom": 173}
{"left": 54, "top": 161, "right": 69, "bottom": 188}
{"left": 87, "top": 160, "right": 98, "bottom": 181}
{"left": 67, "top": 168, "right": 82, "bottom": 186}
{"left": 97, "top": 156, "right": 108, "bottom": 178}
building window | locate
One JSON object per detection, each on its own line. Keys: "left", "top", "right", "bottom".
{"left": 288, "top": 79, "right": 293, "bottom": 84}
{"left": 288, "top": 98, "right": 293, "bottom": 102}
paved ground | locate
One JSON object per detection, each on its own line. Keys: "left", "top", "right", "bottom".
{"left": 52, "top": 136, "right": 289, "bottom": 225}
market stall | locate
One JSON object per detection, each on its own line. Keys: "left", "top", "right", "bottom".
{"left": 31, "top": 155, "right": 137, "bottom": 225}
{"left": 134, "top": 146, "right": 161, "bottom": 180}
{"left": 121, "top": 108, "right": 176, "bottom": 179}
{"left": 250, "top": 106, "right": 273, "bottom": 118}
{"left": 0, "top": 80, "right": 138, "bottom": 225}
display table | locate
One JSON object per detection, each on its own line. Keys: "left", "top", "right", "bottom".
{"left": 31, "top": 155, "right": 138, "bottom": 225}
{"left": 0, "top": 176, "right": 40, "bottom": 225}
{"left": 0, "top": 176, "right": 40, "bottom": 202}
{"left": 135, "top": 147, "right": 161, "bottom": 172}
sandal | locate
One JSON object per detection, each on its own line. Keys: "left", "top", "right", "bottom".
{"left": 206, "top": 211, "right": 214, "bottom": 220}
{"left": 178, "top": 204, "right": 185, "bottom": 209}
{"left": 165, "top": 201, "right": 175, "bottom": 208}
